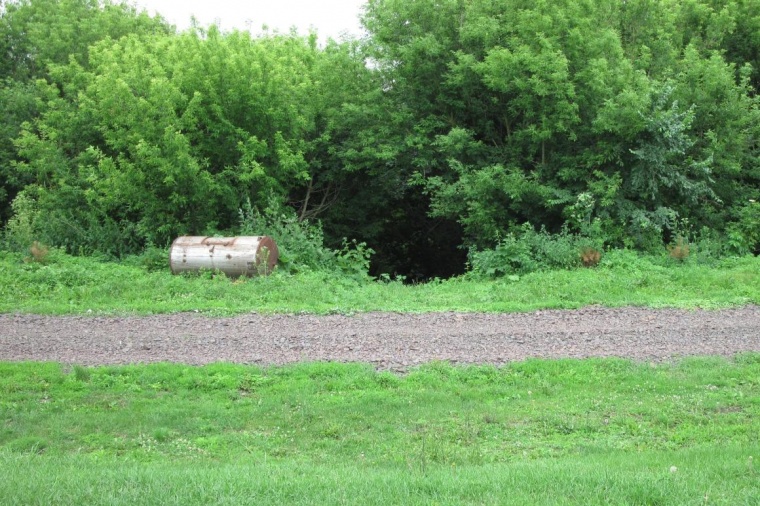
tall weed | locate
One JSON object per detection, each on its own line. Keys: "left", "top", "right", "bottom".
{"left": 2, "top": 191, "right": 39, "bottom": 252}
{"left": 238, "top": 196, "right": 372, "bottom": 279}
{"left": 469, "top": 224, "right": 602, "bottom": 277}
{"left": 727, "top": 199, "right": 760, "bottom": 255}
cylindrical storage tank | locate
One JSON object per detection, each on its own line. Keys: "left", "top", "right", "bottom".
{"left": 170, "top": 236, "right": 279, "bottom": 277}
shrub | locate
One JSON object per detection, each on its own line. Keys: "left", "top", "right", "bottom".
{"left": 238, "top": 195, "right": 336, "bottom": 273}
{"left": 335, "top": 239, "right": 375, "bottom": 282}
{"left": 727, "top": 200, "right": 760, "bottom": 255}
{"left": 3, "top": 191, "right": 40, "bottom": 252}
{"left": 469, "top": 224, "right": 602, "bottom": 277}
{"left": 122, "top": 245, "right": 169, "bottom": 273}
{"left": 690, "top": 227, "right": 730, "bottom": 264}
{"left": 238, "top": 195, "right": 372, "bottom": 278}
{"left": 599, "top": 248, "right": 644, "bottom": 270}
{"left": 469, "top": 232, "right": 536, "bottom": 277}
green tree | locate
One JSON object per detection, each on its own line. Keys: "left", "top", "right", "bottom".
{"left": 7, "top": 18, "right": 382, "bottom": 257}
{"left": 0, "top": 0, "right": 170, "bottom": 81}
{"left": 362, "top": 0, "right": 760, "bottom": 259}
{"left": 0, "top": 0, "right": 170, "bottom": 232}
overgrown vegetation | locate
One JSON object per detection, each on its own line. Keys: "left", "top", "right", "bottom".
{"left": 1, "top": 358, "right": 758, "bottom": 504}
{"left": 0, "top": 248, "right": 758, "bottom": 315}
{"left": 468, "top": 224, "right": 604, "bottom": 277}
{"left": 237, "top": 196, "right": 373, "bottom": 279}
{"left": 1, "top": 0, "right": 760, "bottom": 279}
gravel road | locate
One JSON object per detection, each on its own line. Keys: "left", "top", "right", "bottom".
{"left": 2, "top": 306, "right": 759, "bottom": 370}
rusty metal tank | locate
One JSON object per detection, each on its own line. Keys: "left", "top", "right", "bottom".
{"left": 170, "top": 236, "right": 278, "bottom": 277}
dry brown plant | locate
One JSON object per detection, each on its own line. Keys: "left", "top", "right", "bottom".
{"left": 668, "top": 235, "right": 690, "bottom": 262}
{"left": 580, "top": 247, "right": 602, "bottom": 267}
{"left": 28, "top": 241, "right": 49, "bottom": 263}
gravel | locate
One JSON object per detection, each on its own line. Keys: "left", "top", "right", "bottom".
{"left": 1, "top": 306, "right": 759, "bottom": 371}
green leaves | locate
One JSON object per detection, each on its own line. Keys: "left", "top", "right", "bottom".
{"left": 477, "top": 39, "right": 580, "bottom": 149}
{"left": 2, "top": 5, "right": 380, "bottom": 256}
{"left": 3, "top": 0, "right": 760, "bottom": 276}
{"left": 628, "top": 84, "right": 715, "bottom": 206}
{"left": 363, "top": 0, "right": 760, "bottom": 258}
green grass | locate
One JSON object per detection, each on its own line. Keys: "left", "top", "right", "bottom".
{"left": 1, "top": 358, "right": 759, "bottom": 504}
{"left": 2, "top": 447, "right": 757, "bottom": 505}
{"left": 1, "top": 249, "right": 758, "bottom": 314}
{"left": 2, "top": 249, "right": 758, "bottom": 503}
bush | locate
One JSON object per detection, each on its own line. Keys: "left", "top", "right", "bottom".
{"left": 2, "top": 191, "right": 40, "bottom": 252}
{"left": 598, "top": 248, "right": 644, "bottom": 270}
{"left": 727, "top": 200, "right": 760, "bottom": 255}
{"left": 122, "top": 245, "right": 169, "bottom": 273}
{"left": 469, "top": 232, "right": 535, "bottom": 277}
{"left": 689, "top": 227, "right": 731, "bottom": 264}
{"left": 238, "top": 196, "right": 372, "bottom": 279}
{"left": 469, "top": 224, "right": 602, "bottom": 277}
{"left": 238, "top": 196, "right": 336, "bottom": 273}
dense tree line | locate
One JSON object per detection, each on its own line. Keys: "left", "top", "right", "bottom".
{"left": 2, "top": 0, "right": 759, "bottom": 277}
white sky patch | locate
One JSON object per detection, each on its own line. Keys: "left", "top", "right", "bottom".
{"left": 133, "top": 0, "right": 368, "bottom": 41}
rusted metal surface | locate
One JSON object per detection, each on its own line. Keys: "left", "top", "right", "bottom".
{"left": 169, "top": 236, "right": 278, "bottom": 277}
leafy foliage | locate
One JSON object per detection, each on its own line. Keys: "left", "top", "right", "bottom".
{"left": 727, "top": 200, "right": 760, "bottom": 254}
{"left": 238, "top": 196, "right": 373, "bottom": 278}
{"left": 363, "top": 0, "right": 760, "bottom": 261}
{"left": 3, "top": 247, "right": 757, "bottom": 315}
{"left": 238, "top": 196, "right": 336, "bottom": 273}
{"left": 468, "top": 224, "right": 601, "bottom": 277}
{"left": 2, "top": 0, "right": 760, "bottom": 277}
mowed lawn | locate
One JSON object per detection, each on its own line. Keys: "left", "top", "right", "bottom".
{"left": 1, "top": 357, "right": 758, "bottom": 505}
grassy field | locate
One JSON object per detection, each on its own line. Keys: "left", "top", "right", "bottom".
{"left": 1, "top": 249, "right": 758, "bottom": 314}
{"left": 2, "top": 249, "right": 759, "bottom": 503}
{"left": 1, "top": 358, "right": 759, "bottom": 504}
